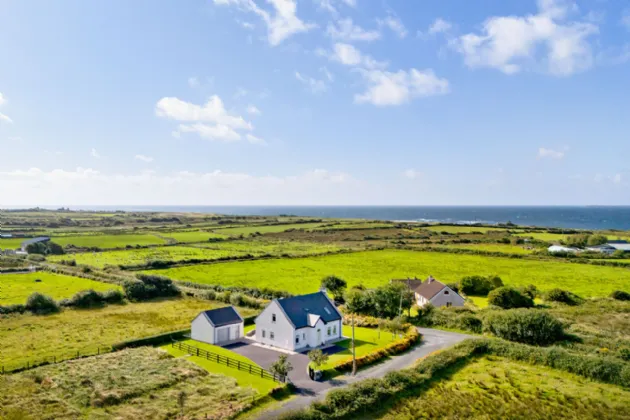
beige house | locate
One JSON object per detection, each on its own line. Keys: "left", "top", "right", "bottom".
{"left": 392, "top": 276, "right": 465, "bottom": 308}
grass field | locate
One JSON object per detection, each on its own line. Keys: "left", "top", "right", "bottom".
{"left": 0, "top": 272, "right": 121, "bottom": 305}
{"left": 54, "top": 233, "right": 166, "bottom": 248}
{"left": 146, "top": 250, "right": 630, "bottom": 298}
{"left": 313, "top": 222, "right": 395, "bottom": 230}
{"left": 0, "top": 238, "right": 25, "bottom": 249}
{"left": 162, "top": 339, "right": 278, "bottom": 394}
{"left": 321, "top": 326, "right": 398, "bottom": 371}
{"left": 423, "top": 225, "right": 508, "bottom": 234}
{"left": 514, "top": 232, "right": 572, "bottom": 242}
{"left": 371, "top": 356, "right": 630, "bottom": 419}
{"left": 212, "top": 223, "right": 325, "bottom": 236}
{"left": 432, "top": 243, "right": 535, "bottom": 255}
{"left": 49, "top": 241, "right": 343, "bottom": 268}
{"left": 0, "top": 347, "right": 256, "bottom": 420}
{"left": 0, "top": 298, "right": 258, "bottom": 371}
{"left": 159, "top": 230, "right": 228, "bottom": 243}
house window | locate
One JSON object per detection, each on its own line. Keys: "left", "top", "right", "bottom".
{"left": 272, "top": 314, "right": 276, "bottom": 323}
{"left": 270, "top": 332, "right": 275, "bottom": 340}
{"left": 333, "top": 325, "right": 337, "bottom": 335}
{"left": 262, "top": 330, "right": 266, "bottom": 338}
{"left": 327, "top": 327, "right": 331, "bottom": 336}
{"left": 296, "top": 336, "right": 300, "bottom": 344}
{"left": 444, "top": 290, "right": 450, "bottom": 295}
{"left": 446, "top": 302, "right": 452, "bottom": 307}
{"left": 303, "top": 333, "right": 306, "bottom": 340}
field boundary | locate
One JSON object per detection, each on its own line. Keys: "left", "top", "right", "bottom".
{"left": 1, "top": 346, "right": 113, "bottom": 374}
{"left": 171, "top": 341, "right": 288, "bottom": 383}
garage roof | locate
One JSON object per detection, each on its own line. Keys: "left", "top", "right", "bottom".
{"left": 202, "top": 306, "right": 243, "bottom": 327}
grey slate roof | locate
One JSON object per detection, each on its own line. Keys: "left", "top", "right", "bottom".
{"left": 277, "top": 291, "right": 341, "bottom": 329}
{"left": 202, "top": 306, "right": 243, "bottom": 327}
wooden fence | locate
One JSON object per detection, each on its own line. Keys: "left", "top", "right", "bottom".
{"left": 1, "top": 346, "right": 112, "bottom": 375}
{"left": 171, "top": 341, "right": 287, "bottom": 383}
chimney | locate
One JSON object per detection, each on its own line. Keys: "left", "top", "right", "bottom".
{"left": 428, "top": 275, "right": 434, "bottom": 283}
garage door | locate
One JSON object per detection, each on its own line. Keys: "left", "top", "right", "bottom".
{"left": 230, "top": 325, "right": 240, "bottom": 340}
{"left": 217, "top": 327, "right": 229, "bottom": 343}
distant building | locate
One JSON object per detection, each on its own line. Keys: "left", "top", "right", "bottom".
{"left": 0, "top": 233, "right": 13, "bottom": 238}
{"left": 191, "top": 306, "right": 244, "bottom": 345}
{"left": 548, "top": 245, "right": 580, "bottom": 254}
{"left": 392, "top": 276, "right": 465, "bottom": 308}
{"left": 20, "top": 236, "right": 50, "bottom": 252}
{"left": 586, "top": 240, "right": 630, "bottom": 254}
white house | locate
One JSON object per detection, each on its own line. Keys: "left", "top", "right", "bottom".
{"left": 586, "top": 241, "right": 630, "bottom": 255}
{"left": 255, "top": 291, "right": 343, "bottom": 352}
{"left": 548, "top": 245, "right": 580, "bottom": 254}
{"left": 393, "top": 276, "right": 465, "bottom": 308}
{"left": 191, "top": 306, "right": 244, "bottom": 345}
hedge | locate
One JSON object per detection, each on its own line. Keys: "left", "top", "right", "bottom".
{"left": 112, "top": 329, "right": 190, "bottom": 350}
{"left": 333, "top": 325, "right": 421, "bottom": 372}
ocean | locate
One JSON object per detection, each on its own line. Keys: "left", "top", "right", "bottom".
{"left": 52, "top": 206, "right": 630, "bottom": 231}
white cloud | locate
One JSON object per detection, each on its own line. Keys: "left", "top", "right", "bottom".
{"left": 403, "top": 169, "right": 422, "bottom": 179}
{"left": 377, "top": 16, "right": 407, "bottom": 38}
{"left": 213, "top": 0, "right": 316, "bottom": 46}
{"left": 237, "top": 19, "right": 255, "bottom": 29}
{"left": 428, "top": 18, "right": 452, "bottom": 35}
{"left": 622, "top": 9, "right": 630, "bottom": 30}
{"left": 453, "top": 0, "right": 598, "bottom": 76}
{"left": 234, "top": 87, "right": 248, "bottom": 99}
{"left": 134, "top": 154, "right": 154, "bottom": 163}
{"left": 246, "top": 104, "right": 262, "bottom": 115}
{"left": 295, "top": 72, "right": 328, "bottom": 94}
{"left": 246, "top": 133, "right": 267, "bottom": 145}
{"left": 612, "top": 174, "right": 622, "bottom": 184}
{"left": 91, "top": 148, "right": 101, "bottom": 159}
{"left": 330, "top": 42, "right": 387, "bottom": 69}
{"left": 177, "top": 123, "right": 242, "bottom": 142}
{"left": 355, "top": 68, "right": 449, "bottom": 106}
{"left": 537, "top": 147, "right": 565, "bottom": 159}
{"left": 156, "top": 96, "right": 252, "bottom": 130}
{"left": 316, "top": 0, "right": 356, "bottom": 16}
{"left": 0, "top": 93, "right": 5, "bottom": 106}
{"left": 0, "top": 92, "right": 12, "bottom": 123}
{"left": 320, "top": 66, "right": 334, "bottom": 82}
{"left": 326, "top": 18, "right": 380, "bottom": 42}
{"left": 188, "top": 77, "right": 200, "bottom": 88}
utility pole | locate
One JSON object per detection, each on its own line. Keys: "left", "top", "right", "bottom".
{"left": 351, "top": 311, "right": 356, "bottom": 376}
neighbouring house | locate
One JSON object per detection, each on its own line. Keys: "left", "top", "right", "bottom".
{"left": 255, "top": 291, "right": 342, "bottom": 352}
{"left": 586, "top": 240, "right": 630, "bottom": 255}
{"left": 548, "top": 245, "right": 580, "bottom": 254}
{"left": 0, "top": 233, "right": 13, "bottom": 238}
{"left": 191, "top": 306, "right": 244, "bottom": 345}
{"left": 20, "top": 236, "right": 51, "bottom": 252}
{"left": 392, "top": 276, "right": 465, "bottom": 308}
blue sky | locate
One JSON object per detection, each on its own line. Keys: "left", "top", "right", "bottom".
{"left": 1, "top": 0, "right": 629, "bottom": 205}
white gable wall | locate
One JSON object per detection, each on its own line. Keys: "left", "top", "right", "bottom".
{"left": 256, "top": 300, "right": 295, "bottom": 351}
{"left": 429, "top": 286, "right": 465, "bottom": 308}
{"left": 191, "top": 313, "right": 215, "bottom": 344}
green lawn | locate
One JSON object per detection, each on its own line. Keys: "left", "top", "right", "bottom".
{"left": 0, "top": 238, "right": 25, "bottom": 249}
{"left": 321, "top": 326, "right": 398, "bottom": 370}
{"left": 212, "top": 223, "right": 325, "bottom": 236}
{"left": 371, "top": 356, "right": 630, "bottom": 420}
{"left": 423, "top": 225, "right": 508, "bottom": 234}
{"left": 159, "top": 230, "right": 228, "bottom": 243}
{"left": 0, "top": 272, "right": 121, "bottom": 305}
{"left": 162, "top": 339, "right": 278, "bottom": 395}
{"left": 146, "top": 250, "right": 630, "bottom": 298}
{"left": 54, "top": 233, "right": 166, "bottom": 248}
{"left": 0, "top": 297, "right": 259, "bottom": 371}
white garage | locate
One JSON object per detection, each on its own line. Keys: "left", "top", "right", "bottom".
{"left": 191, "top": 306, "right": 244, "bottom": 345}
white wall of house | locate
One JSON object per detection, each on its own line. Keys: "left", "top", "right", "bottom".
{"left": 429, "top": 287, "right": 465, "bottom": 308}
{"left": 415, "top": 292, "right": 429, "bottom": 307}
{"left": 191, "top": 314, "right": 243, "bottom": 345}
{"left": 255, "top": 300, "right": 295, "bottom": 351}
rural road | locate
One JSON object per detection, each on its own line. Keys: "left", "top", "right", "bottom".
{"left": 256, "top": 328, "right": 471, "bottom": 419}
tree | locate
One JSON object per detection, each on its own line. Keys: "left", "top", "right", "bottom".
{"left": 344, "top": 288, "right": 365, "bottom": 376}
{"left": 307, "top": 349, "right": 329, "bottom": 369}
{"left": 270, "top": 354, "right": 293, "bottom": 378}
{"left": 373, "top": 282, "right": 414, "bottom": 319}
{"left": 321, "top": 275, "right": 347, "bottom": 302}
{"left": 487, "top": 287, "right": 534, "bottom": 309}
{"left": 587, "top": 234, "right": 608, "bottom": 246}
{"left": 384, "top": 317, "right": 405, "bottom": 339}
{"left": 459, "top": 275, "right": 498, "bottom": 296}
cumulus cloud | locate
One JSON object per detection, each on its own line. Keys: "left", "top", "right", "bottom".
{"left": 330, "top": 42, "right": 387, "bottom": 69}
{"left": 452, "top": 0, "right": 598, "bottom": 76}
{"left": 0, "top": 92, "right": 5, "bottom": 106}
{"left": 295, "top": 71, "right": 328, "bottom": 94}
{"left": 246, "top": 133, "right": 267, "bottom": 145}
{"left": 537, "top": 147, "right": 566, "bottom": 159}
{"left": 213, "top": 0, "right": 315, "bottom": 46}
{"left": 177, "top": 123, "right": 242, "bottom": 142}
{"left": 354, "top": 68, "right": 449, "bottom": 106}
{"left": 317, "top": 0, "right": 356, "bottom": 16}
{"left": 246, "top": 104, "right": 262, "bottom": 115}
{"left": 377, "top": 15, "right": 407, "bottom": 38}
{"left": 428, "top": 18, "right": 452, "bottom": 35}
{"left": 326, "top": 18, "right": 380, "bottom": 42}
{"left": 134, "top": 154, "right": 154, "bottom": 162}
{"left": 91, "top": 148, "right": 101, "bottom": 159}
{"left": 0, "top": 92, "right": 12, "bottom": 123}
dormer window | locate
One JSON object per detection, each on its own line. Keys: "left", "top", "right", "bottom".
{"left": 272, "top": 313, "right": 276, "bottom": 323}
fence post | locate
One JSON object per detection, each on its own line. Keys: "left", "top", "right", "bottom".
{"left": 238, "top": 361, "right": 240, "bottom": 370}
{"left": 249, "top": 365, "right": 252, "bottom": 374}
{"left": 197, "top": 348, "right": 199, "bottom": 357}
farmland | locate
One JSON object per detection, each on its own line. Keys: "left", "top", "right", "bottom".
{"left": 371, "top": 356, "right": 630, "bottom": 419}
{"left": 422, "top": 225, "right": 508, "bottom": 234}
{"left": 427, "top": 243, "right": 535, "bottom": 255}
{"left": 212, "top": 222, "right": 325, "bottom": 236}
{"left": 146, "top": 250, "right": 630, "bottom": 297}
{"left": 159, "top": 230, "right": 227, "bottom": 243}
{"left": 54, "top": 233, "right": 166, "bottom": 249}
{"left": 0, "top": 272, "right": 121, "bottom": 305}
{"left": 0, "top": 238, "right": 25, "bottom": 249}
{"left": 514, "top": 231, "right": 570, "bottom": 242}
{"left": 0, "top": 297, "right": 258, "bottom": 371}
{"left": 0, "top": 347, "right": 257, "bottom": 420}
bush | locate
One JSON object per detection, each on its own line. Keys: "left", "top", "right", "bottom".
{"left": 25, "top": 292, "right": 61, "bottom": 314}
{"left": 546, "top": 288, "right": 582, "bottom": 305}
{"left": 123, "top": 274, "right": 180, "bottom": 301}
{"left": 102, "top": 289, "right": 125, "bottom": 304}
{"left": 619, "top": 348, "right": 630, "bottom": 361}
{"left": 459, "top": 275, "right": 502, "bottom": 296}
{"left": 487, "top": 287, "right": 534, "bottom": 309}
{"left": 610, "top": 290, "right": 630, "bottom": 301}
{"left": 69, "top": 289, "right": 106, "bottom": 308}
{"left": 483, "top": 309, "right": 564, "bottom": 346}
{"left": 0, "top": 304, "right": 27, "bottom": 315}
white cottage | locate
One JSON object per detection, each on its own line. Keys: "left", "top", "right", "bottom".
{"left": 191, "top": 306, "right": 244, "bottom": 345}
{"left": 255, "top": 291, "right": 342, "bottom": 352}
{"left": 393, "top": 276, "right": 465, "bottom": 308}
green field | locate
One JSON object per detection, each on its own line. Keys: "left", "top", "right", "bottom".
{"left": 433, "top": 243, "right": 535, "bottom": 255}
{"left": 163, "top": 339, "right": 278, "bottom": 394}
{"left": 423, "top": 225, "right": 508, "bottom": 234}
{"left": 159, "top": 230, "right": 228, "bottom": 243}
{"left": 372, "top": 356, "right": 630, "bottom": 419}
{"left": 54, "top": 233, "right": 166, "bottom": 248}
{"left": 514, "top": 232, "right": 572, "bottom": 242}
{"left": 49, "top": 240, "right": 342, "bottom": 268}
{"left": 212, "top": 223, "right": 325, "bottom": 236}
{"left": 0, "top": 272, "right": 121, "bottom": 305}
{"left": 0, "top": 347, "right": 256, "bottom": 420}
{"left": 0, "top": 298, "right": 258, "bottom": 371}
{"left": 313, "top": 222, "right": 395, "bottom": 230}
{"left": 0, "top": 238, "right": 25, "bottom": 249}
{"left": 146, "top": 250, "right": 630, "bottom": 298}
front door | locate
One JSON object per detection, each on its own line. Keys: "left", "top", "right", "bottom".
{"left": 317, "top": 328, "right": 321, "bottom": 345}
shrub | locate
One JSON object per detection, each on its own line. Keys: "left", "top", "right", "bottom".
{"left": 522, "top": 284, "right": 538, "bottom": 299}
{"left": 459, "top": 275, "right": 502, "bottom": 296}
{"left": 25, "top": 292, "right": 61, "bottom": 314}
{"left": 483, "top": 309, "right": 564, "bottom": 346}
{"left": 610, "top": 290, "right": 630, "bottom": 301}
{"left": 123, "top": 274, "right": 180, "bottom": 301}
{"left": 69, "top": 289, "right": 106, "bottom": 308}
{"left": 229, "top": 292, "right": 244, "bottom": 307}
{"left": 487, "top": 287, "right": 534, "bottom": 309}
{"left": 619, "top": 348, "right": 630, "bottom": 361}
{"left": 102, "top": 289, "right": 125, "bottom": 304}
{"left": 0, "top": 304, "right": 27, "bottom": 315}
{"left": 546, "top": 288, "right": 582, "bottom": 305}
